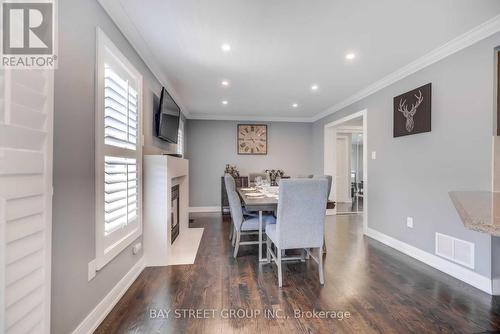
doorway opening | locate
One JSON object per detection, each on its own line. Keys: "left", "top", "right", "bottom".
{"left": 324, "top": 110, "right": 367, "bottom": 233}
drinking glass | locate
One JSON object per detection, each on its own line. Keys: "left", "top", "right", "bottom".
{"left": 255, "top": 176, "right": 262, "bottom": 187}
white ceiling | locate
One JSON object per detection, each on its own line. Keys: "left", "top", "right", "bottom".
{"left": 115, "top": 0, "right": 500, "bottom": 121}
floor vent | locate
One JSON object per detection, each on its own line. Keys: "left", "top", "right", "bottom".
{"left": 435, "top": 233, "right": 474, "bottom": 269}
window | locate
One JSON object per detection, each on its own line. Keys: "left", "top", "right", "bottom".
{"left": 177, "top": 118, "right": 184, "bottom": 156}
{"left": 95, "top": 28, "right": 143, "bottom": 269}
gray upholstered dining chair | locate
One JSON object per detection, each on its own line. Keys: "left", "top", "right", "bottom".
{"left": 224, "top": 174, "right": 258, "bottom": 241}
{"left": 224, "top": 172, "right": 237, "bottom": 192}
{"left": 226, "top": 186, "right": 276, "bottom": 257}
{"left": 313, "top": 175, "right": 333, "bottom": 200}
{"left": 313, "top": 174, "right": 333, "bottom": 254}
{"left": 265, "top": 179, "right": 328, "bottom": 287}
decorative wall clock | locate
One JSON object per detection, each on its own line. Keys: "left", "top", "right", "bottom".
{"left": 237, "top": 124, "right": 267, "bottom": 155}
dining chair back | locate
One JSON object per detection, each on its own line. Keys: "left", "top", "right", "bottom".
{"left": 224, "top": 173, "right": 236, "bottom": 192}
{"left": 276, "top": 179, "right": 328, "bottom": 249}
{"left": 224, "top": 173, "right": 240, "bottom": 243}
{"left": 225, "top": 174, "right": 242, "bottom": 227}
{"left": 313, "top": 174, "right": 333, "bottom": 199}
{"left": 265, "top": 179, "right": 328, "bottom": 287}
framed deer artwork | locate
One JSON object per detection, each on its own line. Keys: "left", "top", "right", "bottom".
{"left": 393, "top": 83, "right": 432, "bottom": 137}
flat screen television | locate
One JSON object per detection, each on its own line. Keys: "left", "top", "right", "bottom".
{"left": 156, "top": 87, "right": 180, "bottom": 143}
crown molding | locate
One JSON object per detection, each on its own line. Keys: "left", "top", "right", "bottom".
{"left": 311, "top": 14, "right": 500, "bottom": 122}
{"left": 97, "top": 0, "right": 190, "bottom": 116}
{"left": 188, "top": 113, "right": 313, "bottom": 123}
{"left": 98, "top": 1, "right": 500, "bottom": 123}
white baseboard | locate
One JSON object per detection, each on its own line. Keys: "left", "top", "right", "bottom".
{"left": 189, "top": 206, "right": 220, "bottom": 213}
{"left": 71, "top": 257, "right": 145, "bottom": 334}
{"left": 366, "top": 228, "right": 492, "bottom": 294}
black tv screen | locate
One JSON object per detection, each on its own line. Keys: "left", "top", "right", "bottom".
{"left": 156, "top": 87, "right": 180, "bottom": 143}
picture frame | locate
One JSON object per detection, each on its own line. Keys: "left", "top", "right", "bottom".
{"left": 393, "top": 83, "right": 432, "bottom": 137}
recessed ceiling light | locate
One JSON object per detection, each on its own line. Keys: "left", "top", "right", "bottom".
{"left": 292, "top": 103, "right": 298, "bottom": 108}
{"left": 345, "top": 52, "right": 356, "bottom": 60}
{"left": 311, "top": 84, "right": 319, "bottom": 91}
{"left": 221, "top": 80, "right": 229, "bottom": 86}
{"left": 222, "top": 100, "right": 228, "bottom": 105}
{"left": 221, "top": 43, "right": 231, "bottom": 52}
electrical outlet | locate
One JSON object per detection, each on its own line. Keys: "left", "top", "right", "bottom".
{"left": 407, "top": 217, "right": 414, "bottom": 228}
{"left": 132, "top": 242, "right": 142, "bottom": 255}
{"left": 371, "top": 151, "right": 377, "bottom": 160}
{"left": 88, "top": 260, "right": 96, "bottom": 281}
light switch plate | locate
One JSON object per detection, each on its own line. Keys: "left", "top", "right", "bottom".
{"left": 371, "top": 151, "right": 377, "bottom": 160}
{"left": 407, "top": 217, "right": 414, "bottom": 228}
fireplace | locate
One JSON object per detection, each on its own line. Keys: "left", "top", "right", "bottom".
{"left": 144, "top": 155, "right": 190, "bottom": 266}
{"left": 171, "top": 185, "right": 180, "bottom": 244}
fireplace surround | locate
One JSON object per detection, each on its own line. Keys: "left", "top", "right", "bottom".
{"left": 144, "top": 155, "right": 190, "bottom": 266}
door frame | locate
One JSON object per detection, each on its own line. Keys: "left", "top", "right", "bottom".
{"left": 324, "top": 109, "right": 368, "bottom": 234}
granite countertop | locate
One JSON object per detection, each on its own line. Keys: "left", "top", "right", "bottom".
{"left": 449, "top": 191, "right": 500, "bottom": 236}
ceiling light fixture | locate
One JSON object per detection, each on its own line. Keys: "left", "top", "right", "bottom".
{"left": 221, "top": 80, "right": 229, "bottom": 86}
{"left": 221, "top": 43, "right": 231, "bottom": 52}
{"left": 292, "top": 103, "right": 298, "bottom": 108}
{"left": 222, "top": 100, "right": 228, "bottom": 105}
{"left": 345, "top": 52, "right": 356, "bottom": 60}
{"left": 311, "top": 84, "right": 319, "bottom": 91}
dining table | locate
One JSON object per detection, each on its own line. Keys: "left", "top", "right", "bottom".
{"left": 237, "top": 186, "right": 335, "bottom": 262}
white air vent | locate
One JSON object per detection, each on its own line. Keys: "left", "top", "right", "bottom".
{"left": 435, "top": 233, "right": 474, "bottom": 269}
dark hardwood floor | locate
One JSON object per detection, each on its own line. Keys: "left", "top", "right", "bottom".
{"left": 95, "top": 213, "right": 500, "bottom": 333}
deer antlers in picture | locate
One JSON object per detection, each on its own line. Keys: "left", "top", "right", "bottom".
{"left": 398, "top": 90, "right": 423, "bottom": 132}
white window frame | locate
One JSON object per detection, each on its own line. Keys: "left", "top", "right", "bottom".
{"left": 95, "top": 28, "right": 143, "bottom": 270}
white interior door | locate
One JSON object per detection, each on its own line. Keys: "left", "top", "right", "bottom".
{"left": 335, "top": 135, "right": 351, "bottom": 203}
{"left": 0, "top": 69, "right": 54, "bottom": 333}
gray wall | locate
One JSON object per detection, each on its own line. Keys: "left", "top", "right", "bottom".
{"left": 187, "top": 120, "right": 313, "bottom": 207}
{"left": 52, "top": 0, "right": 182, "bottom": 333}
{"left": 312, "top": 32, "right": 500, "bottom": 278}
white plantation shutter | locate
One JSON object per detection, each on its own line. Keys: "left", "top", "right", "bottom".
{"left": 0, "top": 68, "right": 54, "bottom": 334}
{"left": 104, "top": 156, "right": 137, "bottom": 235}
{"left": 104, "top": 66, "right": 137, "bottom": 150}
{"left": 96, "top": 29, "right": 142, "bottom": 269}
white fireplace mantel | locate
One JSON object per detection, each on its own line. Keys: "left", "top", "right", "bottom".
{"left": 144, "top": 155, "right": 202, "bottom": 266}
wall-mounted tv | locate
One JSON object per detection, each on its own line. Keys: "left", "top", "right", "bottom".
{"left": 155, "top": 87, "right": 180, "bottom": 143}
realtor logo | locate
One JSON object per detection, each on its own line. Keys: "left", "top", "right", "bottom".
{"left": 2, "top": 0, "right": 57, "bottom": 69}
